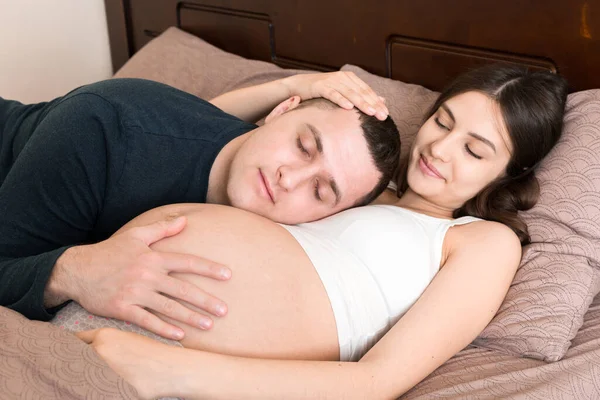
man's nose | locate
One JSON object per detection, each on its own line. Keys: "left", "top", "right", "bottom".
{"left": 278, "top": 164, "right": 318, "bottom": 191}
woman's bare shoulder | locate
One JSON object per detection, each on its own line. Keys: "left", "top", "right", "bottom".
{"left": 444, "top": 219, "right": 522, "bottom": 266}
{"left": 453, "top": 218, "right": 518, "bottom": 240}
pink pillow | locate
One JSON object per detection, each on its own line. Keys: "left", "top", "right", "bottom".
{"left": 114, "top": 27, "right": 308, "bottom": 100}
{"left": 474, "top": 89, "right": 600, "bottom": 361}
{"left": 342, "top": 65, "right": 600, "bottom": 361}
{"left": 0, "top": 306, "right": 137, "bottom": 399}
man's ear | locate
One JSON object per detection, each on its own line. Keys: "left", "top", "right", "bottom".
{"left": 264, "top": 96, "right": 302, "bottom": 124}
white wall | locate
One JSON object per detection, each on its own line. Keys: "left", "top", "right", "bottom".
{"left": 0, "top": 0, "right": 112, "bottom": 103}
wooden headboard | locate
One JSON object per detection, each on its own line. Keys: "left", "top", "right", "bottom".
{"left": 104, "top": 0, "right": 600, "bottom": 92}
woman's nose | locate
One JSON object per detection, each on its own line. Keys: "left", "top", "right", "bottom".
{"left": 430, "top": 135, "right": 453, "bottom": 162}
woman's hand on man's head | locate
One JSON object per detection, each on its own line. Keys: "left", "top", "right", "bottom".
{"left": 282, "top": 71, "right": 389, "bottom": 120}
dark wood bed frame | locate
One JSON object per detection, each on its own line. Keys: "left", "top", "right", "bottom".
{"left": 104, "top": 0, "right": 599, "bottom": 92}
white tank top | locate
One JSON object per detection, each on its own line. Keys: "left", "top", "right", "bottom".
{"left": 280, "top": 205, "right": 481, "bottom": 361}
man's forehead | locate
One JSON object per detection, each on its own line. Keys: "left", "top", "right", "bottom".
{"left": 298, "top": 107, "right": 361, "bottom": 135}
{"left": 314, "top": 115, "right": 378, "bottom": 206}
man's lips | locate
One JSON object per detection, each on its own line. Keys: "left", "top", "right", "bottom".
{"left": 419, "top": 155, "right": 444, "bottom": 179}
{"left": 259, "top": 169, "right": 275, "bottom": 203}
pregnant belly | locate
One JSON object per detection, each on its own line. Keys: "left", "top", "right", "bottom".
{"left": 136, "top": 204, "right": 339, "bottom": 361}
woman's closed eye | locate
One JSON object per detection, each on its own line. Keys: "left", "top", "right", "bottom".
{"left": 434, "top": 117, "right": 450, "bottom": 131}
{"left": 434, "top": 117, "right": 483, "bottom": 159}
{"left": 464, "top": 144, "right": 482, "bottom": 159}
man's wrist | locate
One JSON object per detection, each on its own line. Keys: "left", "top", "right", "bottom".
{"left": 43, "top": 245, "right": 82, "bottom": 308}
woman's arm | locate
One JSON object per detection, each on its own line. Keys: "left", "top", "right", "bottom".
{"left": 79, "top": 221, "right": 521, "bottom": 399}
{"left": 209, "top": 71, "right": 389, "bottom": 122}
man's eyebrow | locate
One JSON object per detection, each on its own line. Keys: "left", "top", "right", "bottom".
{"left": 306, "top": 123, "right": 341, "bottom": 206}
{"left": 329, "top": 178, "right": 341, "bottom": 207}
{"left": 440, "top": 104, "right": 497, "bottom": 154}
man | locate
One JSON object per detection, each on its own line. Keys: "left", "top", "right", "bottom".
{"left": 0, "top": 78, "right": 399, "bottom": 339}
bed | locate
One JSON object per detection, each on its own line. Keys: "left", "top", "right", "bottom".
{"left": 2, "top": 0, "right": 599, "bottom": 398}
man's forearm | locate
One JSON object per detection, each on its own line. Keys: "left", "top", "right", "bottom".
{"left": 0, "top": 246, "right": 73, "bottom": 320}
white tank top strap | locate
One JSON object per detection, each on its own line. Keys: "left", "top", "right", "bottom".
{"left": 431, "top": 215, "right": 484, "bottom": 285}
{"left": 446, "top": 215, "right": 484, "bottom": 227}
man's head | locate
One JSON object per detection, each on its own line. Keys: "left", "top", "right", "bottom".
{"left": 224, "top": 97, "right": 400, "bottom": 224}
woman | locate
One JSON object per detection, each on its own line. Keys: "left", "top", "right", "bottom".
{"left": 77, "top": 64, "right": 568, "bottom": 399}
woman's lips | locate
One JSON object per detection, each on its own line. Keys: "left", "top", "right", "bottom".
{"left": 259, "top": 169, "right": 275, "bottom": 203}
{"left": 419, "top": 155, "right": 444, "bottom": 179}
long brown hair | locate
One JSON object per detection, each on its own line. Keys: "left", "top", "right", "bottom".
{"left": 394, "top": 64, "right": 568, "bottom": 244}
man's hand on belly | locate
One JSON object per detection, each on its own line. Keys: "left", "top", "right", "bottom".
{"left": 46, "top": 216, "right": 231, "bottom": 340}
